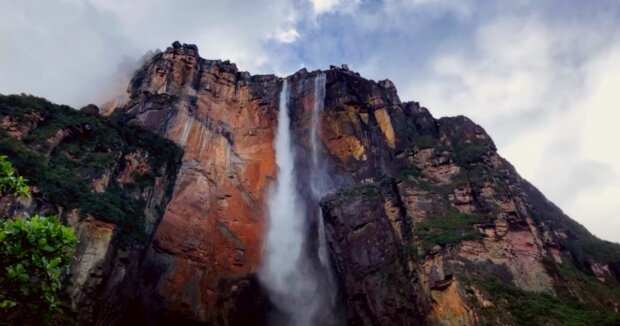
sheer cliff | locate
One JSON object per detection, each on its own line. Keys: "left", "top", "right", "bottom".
{"left": 1, "top": 42, "right": 619, "bottom": 325}
{"left": 0, "top": 94, "right": 183, "bottom": 324}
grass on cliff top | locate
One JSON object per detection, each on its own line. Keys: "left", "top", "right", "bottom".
{"left": 414, "top": 211, "right": 484, "bottom": 251}
{"left": 0, "top": 94, "right": 183, "bottom": 246}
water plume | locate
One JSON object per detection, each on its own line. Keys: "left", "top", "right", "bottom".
{"left": 260, "top": 74, "right": 340, "bottom": 326}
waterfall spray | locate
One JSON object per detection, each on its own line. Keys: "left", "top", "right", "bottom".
{"left": 261, "top": 79, "right": 321, "bottom": 326}
{"left": 261, "top": 75, "right": 339, "bottom": 326}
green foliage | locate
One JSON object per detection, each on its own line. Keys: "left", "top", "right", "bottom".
{"left": 0, "top": 94, "right": 182, "bottom": 246}
{"left": 414, "top": 211, "right": 484, "bottom": 251}
{"left": 476, "top": 277, "right": 620, "bottom": 326}
{"left": 0, "top": 215, "right": 77, "bottom": 317}
{"left": 564, "top": 236, "right": 620, "bottom": 264}
{"left": 0, "top": 155, "right": 29, "bottom": 197}
{"left": 396, "top": 169, "right": 453, "bottom": 198}
{"left": 522, "top": 178, "right": 620, "bottom": 266}
{"left": 544, "top": 256, "right": 620, "bottom": 307}
{"left": 452, "top": 140, "right": 487, "bottom": 167}
{"left": 0, "top": 94, "right": 47, "bottom": 118}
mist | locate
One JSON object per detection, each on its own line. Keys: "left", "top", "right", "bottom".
{"left": 260, "top": 75, "right": 340, "bottom": 325}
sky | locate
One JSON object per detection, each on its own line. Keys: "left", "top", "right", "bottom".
{"left": 1, "top": 0, "right": 619, "bottom": 242}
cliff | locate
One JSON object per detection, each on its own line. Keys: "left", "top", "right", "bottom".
{"left": 1, "top": 41, "right": 619, "bottom": 325}
{"left": 0, "top": 94, "right": 182, "bottom": 324}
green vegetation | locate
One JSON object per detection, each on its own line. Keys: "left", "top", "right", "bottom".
{"left": 0, "top": 154, "right": 77, "bottom": 323}
{"left": 396, "top": 166, "right": 454, "bottom": 198}
{"left": 522, "top": 180, "right": 620, "bottom": 266}
{"left": 414, "top": 211, "right": 484, "bottom": 251}
{"left": 475, "top": 277, "right": 620, "bottom": 326}
{"left": 564, "top": 236, "right": 620, "bottom": 264}
{"left": 0, "top": 94, "right": 182, "bottom": 245}
{"left": 0, "top": 215, "right": 77, "bottom": 316}
{"left": 0, "top": 155, "right": 29, "bottom": 197}
{"left": 452, "top": 139, "right": 488, "bottom": 167}
{"left": 465, "top": 256, "right": 620, "bottom": 325}
{"left": 545, "top": 257, "right": 620, "bottom": 306}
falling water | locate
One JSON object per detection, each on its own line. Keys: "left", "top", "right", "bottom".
{"left": 261, "top": 74, "right": 339, "bottom": 326}
{"left": 261, "top": 79, "right": 319, "bottom": 326}
{"left": 309, "top": 73, "right": 330, "bottom": 272}
{"left": 310, "top": 73, "right": 328, "bottom": 198}
{"left": 309, "top": 73, "right": 337, "bottom": 305}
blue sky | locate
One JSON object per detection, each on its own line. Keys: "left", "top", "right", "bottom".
{"left": 1, "top": 0, "right": 620, "bottom": 242}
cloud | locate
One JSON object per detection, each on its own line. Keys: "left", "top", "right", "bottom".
{"left": 0, "top": 0, "right": 301, "bottom": 106}
{"left": 273, "top": 28, "right": 301, "bottom": 44}
{"left": 286, "top": 0, "right": 620, "bottom": 242}
{"left": 310, "top": 0, "right": 361, "bottom": 15}
{"left": 1, "top": 0, "right": 619, "bottom": 242}
{"left": 396, "top": 4, "right": 620, "bottom": 241}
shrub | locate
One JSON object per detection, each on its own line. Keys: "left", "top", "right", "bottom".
{"left": 0, "top": 215, "right": 77, "bottom": 315}
{"left": 0, "top": 155, "right": 29, "bottom": 197}
{"left": 476, "top": 277, "right": 620, "bottom": 326}
{"left": 414, "top": 211, "right": 484, "bottom": 251}
{"left": 0, "top": 155, "right": 77, "bottom": 321}
{"left": 452, "top": 140, "right": 487, "bottom": 167}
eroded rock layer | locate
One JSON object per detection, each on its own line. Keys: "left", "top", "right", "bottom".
{"left": 1, "top": 42, "right": 619, "bottom": 325}
{"left": 118, "top": 42, "right": 280, "bottom": 323}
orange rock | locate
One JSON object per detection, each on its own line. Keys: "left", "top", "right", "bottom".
{"left": 124, "top": 44, "right": 279, "bottom": 320}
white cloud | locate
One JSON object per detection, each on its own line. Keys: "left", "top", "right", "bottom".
{"left": 581, "top": 45, "right": 620, "bottom": 175}
{"left": 567, "top": 183, "right": 620, "bottom": 242}
{"left": 401, "top": 9, "right": 620, "bottom": 241}
{"left": 311, "top": 0, "right": 340, "bottom": 14}
{"left": 0, "top": 0, "right": 300, "bottom": 106}
{"left": 273, "top": 28, "right": 301, "bottom": 43}
{"left": 310, "top": 0, "right": 360, "bottom": 15}
{"left": 384, "top": 0, "right": 474, "bottom": 20}
{"left": 1, "top": 0, "right": 619, "bottom": 243}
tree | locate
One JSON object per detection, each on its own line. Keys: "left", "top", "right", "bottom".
{"left": 0, "top": 155, "right": 77, "bottom": 323}
{"left": 0, "top": 155, "right": 29, "bottom": 197}
{"left": 0, "top": 216, "right": 77, "bottom": 310}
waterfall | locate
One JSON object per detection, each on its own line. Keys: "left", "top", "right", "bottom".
{"left": 310, "top": 73, "right": 328, "bottom": 198}
{"left": 261, "top": 79, "right": 319, "bottom": 326}
{"left": 310, "top": 73, "right": 338, "bottom": 310}
{"left": 261, "top": 74, "right": 339, "bottom": 326}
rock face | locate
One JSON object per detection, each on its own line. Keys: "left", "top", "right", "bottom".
{"left": 0, "top": 94, "right": 182, "bottom": 324}
{"left": 118, "top": 43, "right": 279, "bottom": 323}
{"left": 314, "top": 71, "right": 620, "bottom": 325}
{"left": 1, "top": 42, "right": 620, "bottom": 325}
